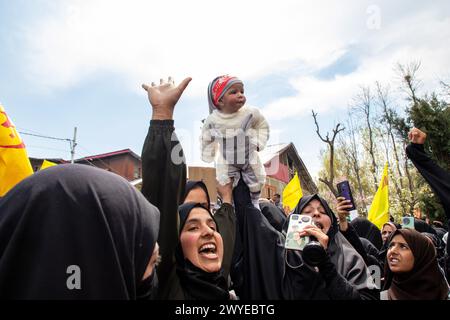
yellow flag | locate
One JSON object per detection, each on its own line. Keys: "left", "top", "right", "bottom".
{"left": 0, "top": 104, "right": 33, "bottom": 196}
{"left": 282, "top": 172, "right": 303, "bottom": 212}
{"left": 40, "top": 159, "right": 57, "bottom": 170}
{"left": 368, "top": 162, "right": 389, "bottom": 230}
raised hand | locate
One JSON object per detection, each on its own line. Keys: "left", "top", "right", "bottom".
{"left": 336, "top": 196, "right": 352, "bottom": 231}
{"left": 408, "top": 127, "right": 427, "bottom": 144}
{"left": 217, "top": 179, "right": 233, "bottom": 205}
{"left": 142, "top": 77, "right": 192, "bottom": 120}
{"left": 299, "top": 224, "right": 329, "bottom": 250}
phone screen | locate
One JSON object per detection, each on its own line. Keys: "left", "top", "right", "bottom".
{"left": 402, "top": 217, "right": 415, "bottom": 229}
{"left": 336, "top": 180, "right": 356, "bottom": 211}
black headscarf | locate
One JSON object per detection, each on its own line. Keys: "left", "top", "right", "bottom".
{"left": 292, "top": 195, "right": 373, "bottom": 293}
{"left": 183, "top": 180, "right": 211, "bottom": 210}
{"left": 413, "top": 218, "right": 437, "bottom": 235}
{"left": 383, "top": 229, "right": 449, "bottom": 300}
{"left": 350, "top": 217, "right": 383, "bottom": 250}
{"left": 432, "top": 227, "right": 447, "bottom": 240}
{"left": 0, "top": 164, "right": 159, "bottom": 299}
{"left": 292, "top": 194, "right": 339, "bottom": 240}
{"left": 359, "top": 237, "right": 380, "bottom": 258}
{"left": 259, "top": 201, "right": 287, "bottom": 233}
{"left": 422, "top": 232, "right": 447, "bottom": 272}
{"left": 175, "top": 202, "right": 228, "bottom": 300}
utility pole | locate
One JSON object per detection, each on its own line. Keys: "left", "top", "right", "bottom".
{"left": 70, "top": 127, "right": 77, "bottom": 164}
{"left": 19, "top": 127, "right": 78, "bottom": 162}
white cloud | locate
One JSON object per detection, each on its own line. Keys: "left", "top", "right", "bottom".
{"left": 22, "top": 0, "right": 369, "bottom": 95}
{"left": 262, "top": 8, "right": 450, "bottom": 120}
{"left": 10, "top": 0, "right": 449, "bottom": 180}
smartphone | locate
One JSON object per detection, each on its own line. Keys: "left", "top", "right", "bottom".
{"left": 336, "top": 180, "right": 356, "bottom": 211}
{"left": 285, "top": 214, "right": 314, "bottom": 251}
{"left": 402, "top": 216, "right": 415, "bottom": 229}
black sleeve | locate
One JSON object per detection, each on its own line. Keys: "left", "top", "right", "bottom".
{"left": 232, "top": 178, "right": 286, "bottom": 300}
{"left": 317, "top": 255, "right": 378, "bottom": 300}
{"left": 141, "top": 120, "right": 187, "bottom": 299}
{"left": 212, "top": 203, "right": 236, "bottom": 282}
{"left": 340, "top": 224, "right": 370, "bottom": 265}
{"left": 406, "top": 143, "right": 450, "bottom": 218}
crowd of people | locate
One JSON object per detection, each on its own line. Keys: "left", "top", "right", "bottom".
{"left": 0, "top": 76, "right": 448, "bottom": 300}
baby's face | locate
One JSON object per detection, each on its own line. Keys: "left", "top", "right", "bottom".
{"left": 217, "top": 83, "right": 246, "bottom": 114}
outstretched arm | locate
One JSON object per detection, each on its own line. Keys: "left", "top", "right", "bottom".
{"left": 141, "top": 77, "right": 191, "bottom": 299}
{"left": 214, "top": 181, "right": 236, "bottom": 283}
{"left": 142, "top": 77, "right": 192, "bottom": 120}
{"left": 406, "top": 127, "right": 450, "bottom": 218}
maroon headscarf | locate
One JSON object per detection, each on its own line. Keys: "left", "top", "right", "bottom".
{"left": 383, "top": 229, "right": 449, "bottom": 300}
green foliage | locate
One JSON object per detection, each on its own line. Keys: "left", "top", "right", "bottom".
{"left": 314, "top": 62, "right": 449, "bottom": 224}
{"left": 409, "top": 94, "right": 450, "bottom": 170}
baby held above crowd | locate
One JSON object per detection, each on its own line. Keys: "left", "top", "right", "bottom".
{"left": 201, "top": 75, "right": 270, "bottom": 208}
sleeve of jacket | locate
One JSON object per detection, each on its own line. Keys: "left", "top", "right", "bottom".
{"left": 318, "top": 255, "right": 379, "bottom": 300}
{"left": 340, "top": 224, "right": 370, "bottom": 265}
{"left": 141, "top": 120, "right": 187, "bottom": 299}
{"left": 213, "top": 203, "right": 236, "bottom": 282}
{"left": 231, "top": 178, "right": 286, "bottom": 299}
{"left": 249, "top": 108, "right": 270, "bottom": 151}
{"left": 406, "top": 143, "right": 450, "bottom": 218}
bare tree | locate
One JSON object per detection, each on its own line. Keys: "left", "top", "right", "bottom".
{"left": 376, "top": 82, "right": 404, "bottom": 185}
{"left": 395, "top": 62, "right": 425, "bottom": 214}
{"left": 375, "top": 82, "right": 409, "bottom": 215}
{"left": 338, "top": 112, "right": 368, "bottom": 214}
{"left": 352, "top": 86, "right": 378, "bottom": 189}
{"left": 312, "top": 110, "right": 345, "bottom": 197}
{"left": 439, "top": 80, "right": 450, "bottom": 99}
{"left": 396, "top": 61, "right": 422, "bottom": 105}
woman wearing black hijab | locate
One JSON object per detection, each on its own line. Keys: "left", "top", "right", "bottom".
{"left": 287, "top": 194, "right": 378, "bottom": 300}
{"left": 174, "top": 203, "right": 229, "bottom": 299}
{"left": 231, "top": 179, "right": 378, "bottom": 300}
{"left": 422, "top": 232, "right": 448, "bottom": 278}
{"left": 413, "top": 217, "right": 437, "bottom": 235}
{"left": 141, "top": 77, "right": 235, "bottom": 300}
{"left": 381, "top": 228, "right": 449, "bottom": 300}
{"left": 259, "top": 200, "right": 287, "bottom": 233}
{"left": 184, "top": 179, "right": 237, "bottom": 288}
{"left": 350, "top": 217, "right": 383, "bottom": 250}
{"left": 0, "top": 164, "right": 160, "bottom": 299}
{"left": 183, "top": 180, "right": 211, "bottom": 210}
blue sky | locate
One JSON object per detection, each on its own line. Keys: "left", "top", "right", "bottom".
{"left": 1, "top": 0, "right": 449, "bottom": 178}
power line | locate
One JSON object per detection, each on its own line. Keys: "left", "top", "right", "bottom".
{"left": 16, "top": 127, "right": 54, "bottom": 137}
{"left": 19, "top": 127, "right": 78, "bottom": 164}
{"left": 27, "top": 145, "right": 70, "bottom": 153}
{"left": 19, "top": 131, "right": 71, "bottom": 142}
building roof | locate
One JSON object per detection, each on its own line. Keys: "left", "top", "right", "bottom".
{"left": 260, "top": 142, "right": 318, "bottom": 194}
{"left": 29, "top": 157, "right": 69, "bottom": 164}
{"left": 259, "top": 143, "right": 290, "bottom": 164}
{"left": 75, "top": 149, "right": 141, "bottom": 162}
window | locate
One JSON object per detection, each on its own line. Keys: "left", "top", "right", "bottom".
{"left": 134, "top": 166, "right": 141, "bottom": 179}
{"left": 265, "top": 185, "right": 276, "bottom": 199}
